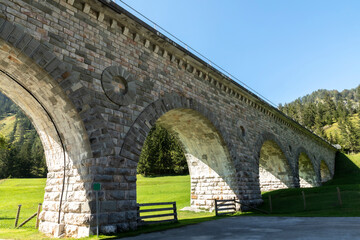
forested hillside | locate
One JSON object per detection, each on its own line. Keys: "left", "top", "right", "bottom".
{"left": 0, "top": 92, "right": 46, "bottom": 178}
{"left": 279, "top": 85, "right": 360, "bottom": 153}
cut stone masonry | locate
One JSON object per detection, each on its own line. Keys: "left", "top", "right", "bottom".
{"left": 0, "top": 0, "right": 337, "bottom": 238}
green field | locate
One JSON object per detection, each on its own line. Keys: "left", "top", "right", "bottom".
{"left": 0, "top": 178, "right": 47, "bottom": 239}
{"left": 1, "top": 153, "right": 360, "bottom": 239}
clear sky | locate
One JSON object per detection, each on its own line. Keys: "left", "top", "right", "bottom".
{"left": 115, "top": 0, "right": 360, "bottom": 106}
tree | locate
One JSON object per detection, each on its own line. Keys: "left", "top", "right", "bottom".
{"left": 138, "top": 124, "right": 188, "bottom": 176}
{"left": 0, "top": 134, "right": 6, "bottom": 149}
{"left": 338, "top": 117, "right": 360, "bottom": 153}
{"left": 302, "top": 103, "right": 316, "bottom": 128}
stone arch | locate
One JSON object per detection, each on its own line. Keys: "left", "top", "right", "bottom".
{"left": 320, "top": 159, "right": 331, "bottom": 183}
{"left": 296, "top": 147, "right": 319, "bottom": 187}
{"left": 0, "top": 19, "right": 92, "bottom": 237}
{"left": 254, "top": 132, "right": 296, "bottom": 191}
{"left": 119, "top": 92, "right": 238, "bottom": 211}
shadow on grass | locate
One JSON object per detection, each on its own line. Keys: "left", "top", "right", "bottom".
{"left": 324, "top": 152, "right": 360, "bottom": 185}
{"left": 0, "top": 217, "right": 15, "bottom": 220}
{"left": 252, "top": 152, "right": 360, "bottom": 216}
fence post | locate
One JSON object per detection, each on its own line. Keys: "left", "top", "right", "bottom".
{"left": 14, "top": 205, "right": 21, "bottom": 228}
{"left": 268, "top": 195, "right": 272, "bottom": 213}
{"left": 337, "top": 187, "right": 342, "bottom": 206}
{"left": 35, "top": 203, "right": 42, "bottom": 229}
{"left": 215, "top": 199, "right": 218, "bottom": 216}
{"left": 302, "top": 191, "right": 306, "bottom": 210}
{"left": 136, "top": 204, "right": 140, "bottom": 223}
{"left": 173, "top": 202, "right": 178, "bottom": 221}
{"left": 233, "top": 197, "right": 236, "bottom": 212}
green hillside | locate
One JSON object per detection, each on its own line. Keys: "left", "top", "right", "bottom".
{"left": 279, "top": 84, "right": 360, "bottom": 153}
{"left": 0, "top": 115, "right": 17, "bottom": 139}
{"left": 324, "top": 114, "right": 360, "bottom": 142}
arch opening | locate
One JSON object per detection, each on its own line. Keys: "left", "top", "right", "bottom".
{"left": 298, "top": 152, "right": 317, "bottom": 187}
{"left": 0, "top": 37, "right": 92, "bottom": 237}
{"left": 320, "top": 160, "right": 331, "bottom": 183}
{"left": 134, "top": 108, "right": 238, "bottom": 211}
{"left": 259, "top": 140, "right": 294, "bottom": 191}
{"left": 0, "top": 91, "right": 47, "bottom": 178}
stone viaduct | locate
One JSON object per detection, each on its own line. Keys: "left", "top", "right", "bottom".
{"left": 0, "top": 0, "right": 337, "bottom": 237}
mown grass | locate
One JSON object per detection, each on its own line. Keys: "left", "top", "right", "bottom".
{"left": 137, "top": 175, "right": 212, "bottom": 221}
{"left": 1, "top": 152, "right": 360, "bottom": 239}
{"left": 0, "top": 175, "right": 217, "bottom": 239}
{"left": 0, "top": 178, "right": 49, "bottom": 239}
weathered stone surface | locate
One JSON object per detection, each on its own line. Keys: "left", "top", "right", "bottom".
{"left": 0, "top": 0, "right": 337, "bottom": 238}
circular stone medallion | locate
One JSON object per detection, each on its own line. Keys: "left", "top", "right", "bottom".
{"left": 101, "top": 66, "right": 136, "bottom": 106}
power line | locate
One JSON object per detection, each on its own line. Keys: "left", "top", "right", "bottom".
{"left": 116, "top": 0, "right": 279, "bottom": 108}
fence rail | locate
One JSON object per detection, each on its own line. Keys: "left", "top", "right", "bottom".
{"left": 137, "top": 202, "right": 177, "bottom": 225}
{"left": 215, "top": 198, "right": 236, "bottom": 216}
{"left": 215, "top": 198, "right": 269, "bottom": 216}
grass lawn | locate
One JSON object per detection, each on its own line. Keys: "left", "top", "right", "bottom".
{"left": 1, "top": 152, "right": 360, "bottom": 239}
{"left": 0, "top": 178, "right": 48, "bottom": 239}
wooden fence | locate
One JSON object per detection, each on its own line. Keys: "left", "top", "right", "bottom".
{"left": 215, "top": 198, "right": 236, "bottom": 216}
{"left": 215, "top": 198, "right": 269, "bottom": 216}
{"left": 137, "top": 202, "right": 178, "bottom": 225}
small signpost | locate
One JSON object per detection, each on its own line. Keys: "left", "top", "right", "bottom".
{"left": 93, "top": 183, "right": 101, "bottom": 237}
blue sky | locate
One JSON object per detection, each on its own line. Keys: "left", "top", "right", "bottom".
{"left": 116, "top": 0, "right": 360, "bottom": 106}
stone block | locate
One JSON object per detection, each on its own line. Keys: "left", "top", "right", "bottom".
{"left": 0, "top": 21, "right": 15, "bottom": 40}
{"left": 101, "top": 224, "right": 117, "bottom": 234}
{"left": 109, "top": 212, "right": 125, "bottom": 223}
{"left": 7, "top": 25, "right": 24, "bottom": 45}
{"left": 101, "top": 201, "right": 117, "bottom": 212}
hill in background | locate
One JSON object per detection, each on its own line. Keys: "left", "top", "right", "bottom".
{"left": 279, "top": 84, "right": 360, "bottom": 153}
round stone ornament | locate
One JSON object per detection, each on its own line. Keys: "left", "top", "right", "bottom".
{"left": 101, "top": 66, "right": 136, "bottom": 105}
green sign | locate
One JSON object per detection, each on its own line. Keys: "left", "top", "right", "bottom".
{"left": 93, "top": 183, "right": 101, "bottom": 191}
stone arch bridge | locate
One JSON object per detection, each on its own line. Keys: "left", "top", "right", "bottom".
{"left": 0, "top": 0, "right": 336, "bottom": 237}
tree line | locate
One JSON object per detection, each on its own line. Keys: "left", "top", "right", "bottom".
{"left": 279, "top": 85, "right": 360, "bottom": 153}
